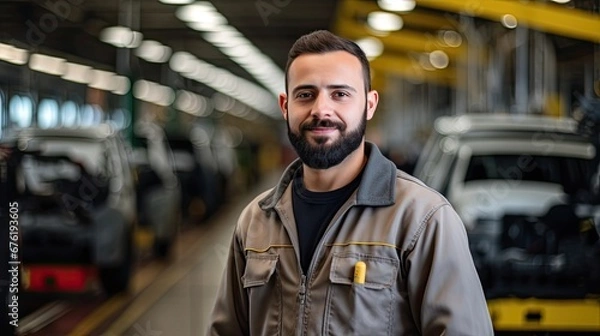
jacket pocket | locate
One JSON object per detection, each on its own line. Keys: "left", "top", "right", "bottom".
{"left": 324, "top": 252, "right": 398, "bottom": 336}
{"left": 242, "top": 253, "right": 281, "bottom": 335}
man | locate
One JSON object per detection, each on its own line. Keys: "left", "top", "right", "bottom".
{"left": 207, "top": 30, "right": 494, "bottom": 335}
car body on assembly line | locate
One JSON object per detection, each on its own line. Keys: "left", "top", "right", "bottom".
{"left": 413, "top": 113, "right": 600, "bottom": 332}
{"left": 8, "top": 124, "right": 137, "bottom": 295}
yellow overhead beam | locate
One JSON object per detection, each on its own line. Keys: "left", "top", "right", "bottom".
{"left": 371, "top": 55, "right": 457, "bottom": 87}
{"left": 340, "top": 0, "right": 460, "bottom": 31}
{"left": 416, "top": 0, "right": 600, "bottom": 43}
{"left": 335, "top": 18, "right": 466, "bottom": 58}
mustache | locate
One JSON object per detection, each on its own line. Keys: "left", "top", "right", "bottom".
{"left": 301, "top": 119, "right": 345, "bottom": 131}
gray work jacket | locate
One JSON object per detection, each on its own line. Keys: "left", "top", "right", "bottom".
{"left": 207, "top": 143, "right": 494, "bottom": 335}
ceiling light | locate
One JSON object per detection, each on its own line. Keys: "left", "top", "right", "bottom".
{"left": 203, "top": 28, "right": 246, "bottom": 47}
{"left": 128, "top": 32, "right": 144, "bottom": 49}
{"left": 29, "top": 54, "right": 66, "bottom": 76}
{"left": 112, "top": 76, "right": 131, "bottom": 95}
{"left": 136, "top": 40, "right": 172, "bottom": 63}
{"left": 187, "top": 21, "right": 226, "bottom": 32}
{"left": 367, "top": 11, "right": 403, "bottom": 32}
{"left": 62, "top": 62, "right": 92, "bottom": 84}
{"left": 440, "top": 30, "right": 463, "bottom": 47}
{"left": 378, "top": 0, "right": 416, "bottom": 12}
{"left": 185, "top": 11, "right": 228, "bottom": 31}
{"left": 89, "top": 69, "right": 116, "bottom": 91}
{"left": 169, "top": 51, "right": 197, "bottom": 73}
{"left": 174, "top": 4, "right": 284, "bottom": 99}
{"left": 133, "top": 80, "right": 151, "bottom": 100}
{"left": 0, "top": 43, "right": 28, "bottom": 65}
{"left": 355, "top": 37, "right": 384, "bottom": 60}
{"left": 213, "top": 92, "right": 236, "bottom": 111}
{"left": 429, "top": 50, "right": 449, "bottom": 69}
{"left": 501, "top": 14, "right": 518, "bottom": 29}
{"left": 221, "top": 44, "right": 255, "bottom": 58}
{"left": 176, "top": 2, "right": 222, "bottom": 23}
{"left": 158, "top": 0, "right": 194, "bottom": 4}
{"left": 551, "top": 0, "right": 571, "bottom": 3}
{"left": 99, "top": 26, "right": 143, "bottom": 48}
{"left": 133, "top": 80, "right": 175, "bottom": 107}
{"left": 175, "top": 90, "right": 209, "bottom": 116}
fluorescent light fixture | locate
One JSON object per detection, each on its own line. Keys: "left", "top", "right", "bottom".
{"left": 62, "top": 62, "right": 92, "bottom": 84}
{"left": 29, "top": 54, "right": 66, "bottom": 76}
{"left": 176, "top": 2, "right": 224, "bottom": 24}
{"left": 551, "top": 0, "right": 570, "bottom": 3}
{"left": 0, "top": 43, "right": 28, "bottom": 65}
{"left": 378, "top": 0, "right": 416, "bottom": 12}
{"left": 135, "top": 40, "right": 172, "bottom": 63}
{"left": 175, "top": 90, "right": 197, "bottom": 113}
{"left": 128, "top": 32, "right": 144, "bottom": 49}
{"left": 112, "top": 76, "right": 131, "bottom": 95}
{"left": 133, "top": 80, "right": 175, "bottom": 107}
{"left": 203, "top": 29, "right": 284, "bottom": 97}
{"left": 100, "top": 26, "right": 143, "bottom": 48}
{"left": 213, "top": 92, "right": 236, "bottom": 111}
{"left": 189, "top": 11, "right": 227, "bottom": 29}
{"left": 222, "top": 44, "right": 255, "bottom": 58}
{"left": 169, "top": 51, "right": 198, "bottom": 73}
{"left": 429, "top": 50, "right": 449, "bottom": 69}
{"left": 171, "top": 53, "right": 279, "bottom": 117}
{"left": 440, "top": 30, "right": 462, "bottom": 47}
{"left": 367, "top": 11, "right": 403, "bottom": 32}
{"left": 159, "top": 0, "right": 194, "bottom": 4}
{"left": 501, "top": 14, "right": 518, "bottom": 29}
{"left": 202, "top": 27, "right": 246, "bottom": 47}
{"left": 89, "top": 69, "right": 116, "bottom": 91}
{"left": 187, "top": 20, "right": 227, "bottom": 32}
{"left": 174, "top": 6, "right": 284, "bottom": 99}
{"left": 355, "top": 37, "right": 384, "bottom": 60}
{"left": 175, "top": 90, "right": 211, "bottom": 116}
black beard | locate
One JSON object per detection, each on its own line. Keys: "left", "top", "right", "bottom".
{"left": 287, "top": 110, "right": 367, "bottom": 169}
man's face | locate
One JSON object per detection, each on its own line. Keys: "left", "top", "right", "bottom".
{"left": 279, "top": 51, "right": 378, "bottom": 169}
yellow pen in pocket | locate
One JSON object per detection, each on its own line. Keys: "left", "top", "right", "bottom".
{"left": 353, "top": 261, "right": 366, "bottom": 284}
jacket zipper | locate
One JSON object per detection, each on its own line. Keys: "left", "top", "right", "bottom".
{"left": 277, "top": 196, "right": 356, "bottom": 335}
{"left": 299, "top": 201, "right": 355, "bottom": 335}
{"left": 298, "top": 274, "right": 307, "bottom": 335}
{"left": 299, "top": 275, "right": 306, "bottom": 306}
{"left": 275, "top": 207, "right": 309, "bottom": 336}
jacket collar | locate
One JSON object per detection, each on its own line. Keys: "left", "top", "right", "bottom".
{"left": 259, "top": 142, "right": 396, "bottom": 210}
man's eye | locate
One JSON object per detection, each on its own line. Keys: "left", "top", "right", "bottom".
{"left": 296, "top": 92, "right": 313, "bottom": 99}
{"left": 333, "top": 91, "right": 349, "bottom": 98}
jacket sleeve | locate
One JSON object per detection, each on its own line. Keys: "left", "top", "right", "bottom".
{"left": 404, "top": 204, "right": 494, "bottom": 335}
{"left": 206, "top": 228, "right": 249, "bottom": 336}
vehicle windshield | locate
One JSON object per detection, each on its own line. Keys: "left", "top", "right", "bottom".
{"left": 17, "top": 138, "right": 108, "bottom": 197}
{"left": 465, "top": 154, "right": 594, "bottom": 191}
{"left": 23, "top": 138, "right": 106, "bottom": 175}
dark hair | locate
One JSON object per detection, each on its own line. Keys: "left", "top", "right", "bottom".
{"left": 285, "top": 30, "right": 371, "bottom": 93}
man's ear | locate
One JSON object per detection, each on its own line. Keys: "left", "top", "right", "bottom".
{"left": 279, "top": 93, "right": 288, "bottom": 120}
{"left": 366, "top": 90, "right": 379, "bottom": 120}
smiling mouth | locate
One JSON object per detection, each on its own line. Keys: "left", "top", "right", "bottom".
{"left": 303, "top": 119, "right": 343, "bottom": 133}
{"left": 307, "top": 126, "right": 337, "bottom": 133}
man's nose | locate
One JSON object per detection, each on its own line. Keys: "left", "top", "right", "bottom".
{"left": 310, "top": 93, "right": 333, "bottom": 118}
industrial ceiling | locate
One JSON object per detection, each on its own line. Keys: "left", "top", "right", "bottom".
{"left": 1, "top": 0, "right": 599, "bottom": 118}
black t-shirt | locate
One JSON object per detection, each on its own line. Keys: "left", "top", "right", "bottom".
{"left": 292, "top": 168, "right": 362, "bottom": 274}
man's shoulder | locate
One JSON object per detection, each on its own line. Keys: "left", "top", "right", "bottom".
{"left": 394, "top": 169, "right": 450, "bottom": 207}
{"left": 236, "top": 187, "right": 277, "bottom": 220}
